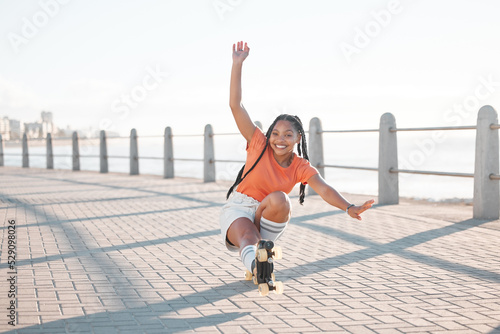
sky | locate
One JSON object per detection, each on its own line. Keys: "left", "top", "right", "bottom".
{"left": 1, "top": 0, "right": 500, "bottom": 136}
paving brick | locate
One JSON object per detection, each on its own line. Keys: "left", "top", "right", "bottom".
{"left": 1, "top": 167, "right": 500, "bottom": 333}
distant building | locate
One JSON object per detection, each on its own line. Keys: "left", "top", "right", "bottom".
{"left": 0, "top": 116, "right": 10, "bottom": 140}
{"left": 41, "top": 111, "right": 54, "bottom": 135}
{"left": 24, "top": 122, "right": 44, "bottom": 138}
{"left": 23, "top": 111, "right": 55, "bottom": 139}
{"left": 1, "top": 111, "right": 61, "bottom": 140}
{"left": 9, "top": 119, "right": 22, "bottom": 140}
{"left": 41, "top": 111, "right": 53, "bottom": 123}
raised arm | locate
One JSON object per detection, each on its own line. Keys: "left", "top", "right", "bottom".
{"left": 230, "top": 41, "right": 256, "bottom": 143}
{"left": 307, "top": 174, "right": 374, "bottom": 220}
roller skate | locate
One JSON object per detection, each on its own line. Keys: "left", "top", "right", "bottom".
{"left": 244, "top": 240, "right": 284, "bottom": 296}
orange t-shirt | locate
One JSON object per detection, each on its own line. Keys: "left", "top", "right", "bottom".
{"left": 236, "top": 127, "right": 319, "bottom": 202}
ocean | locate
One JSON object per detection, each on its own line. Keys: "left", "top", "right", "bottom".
{"left": 2, "top": 131, "right": 479, "bottom": 202}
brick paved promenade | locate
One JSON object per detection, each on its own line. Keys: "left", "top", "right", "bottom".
{"left": 1, "top": 167, "right": 500, "bottom": 333}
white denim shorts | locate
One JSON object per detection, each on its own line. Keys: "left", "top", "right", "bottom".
{"left": 219, "top": 191, "right": 261, "bottom": 252}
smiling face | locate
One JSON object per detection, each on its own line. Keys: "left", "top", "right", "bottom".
{"left": 269, "top": 120, "right": 302, "bottom": 157}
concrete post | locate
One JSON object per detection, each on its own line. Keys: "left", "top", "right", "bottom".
{"left": 100, "top": 130, "right": 108, "bottom": 173}
{"left": 46, "top": 133, "right": 54, "bottom": 169}
{"left": 378, "top": 113, "right": 399, "bottom": 205}
{"left": 130, "top": 128, "right": 139, "bottom": 175}
{"left": 22, "top": 133, "right": 29, "bottom": 168}
{"left": 473, "top": 105, "right": 499, "bottom": 219}
{"left": 204, "top": 124, "right": 215, "bottom": 182}
{"left": 0, "top": 134, "right": 4, "bottom": 167}
{"left": 308, "top": 117, "right": 324, "bottom": 195}
{"left": 72, "top": 132, "right": 80, "bottom": 171}
{"left": 164, "top": 127, "right": 174, "bottom": 179}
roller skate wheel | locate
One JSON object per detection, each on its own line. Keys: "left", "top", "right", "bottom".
{"left": 264, "top": 240, "right": 274, "bottom": 250}
{"left": 257, "top": 249, "right": 268, "bottom": 262}
{"left": 272, "top": 246, "right": 282, "bottom": 260}
{"left": 258, "top": 283, "right": 269, "bottom": 296}
{"left": 274, "top": 281, "right": 284, "bottom": 294}
{"left": 244, "top": 270, "right": 253, "bottom": 281}
{"left": 271, "top": 273, "right": 276, "bottom": 282}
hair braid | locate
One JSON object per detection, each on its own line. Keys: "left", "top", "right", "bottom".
{"left": 290, "top": 115, "right": 310, "bottom": 205}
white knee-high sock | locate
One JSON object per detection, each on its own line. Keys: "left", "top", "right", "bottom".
{"left": 260, "top": 217, "right": 288, "bottom": 241}
{"left": 240, "top": 245, "right": 256, "bottom": 272}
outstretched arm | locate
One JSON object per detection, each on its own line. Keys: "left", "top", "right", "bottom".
{"left": 230, "top": 41, "right": 256, "bottom": 143}
{"left": 307, "top": 174, "right": 374, "bottom": 220}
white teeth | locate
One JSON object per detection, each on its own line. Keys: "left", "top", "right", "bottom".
{"left": 276, "top": 145, "right": 286, "bottom": 149}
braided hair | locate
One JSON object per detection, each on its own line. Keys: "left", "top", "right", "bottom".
{"left": 226, "top": 114, "right": 310, "bottom": 205}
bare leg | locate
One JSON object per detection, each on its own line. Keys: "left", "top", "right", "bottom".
{"left": 255, "top": 191, "right": 291, "bottom": 230}
{"left": 227, "top": 217, "right": 261, "bottom": 252}
{"left": 226, "top": 191, "right": 291, "bottom": 254}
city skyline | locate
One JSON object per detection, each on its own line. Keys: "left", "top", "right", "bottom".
{"left": 0, "top": 111, "right": 107, "bottom": 140}
{"left": 1, "top": 111, "right": 59, "bottom": 140}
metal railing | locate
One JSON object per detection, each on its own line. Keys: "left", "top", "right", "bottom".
{"left": 389, "top": 125, "right": 477, "bottom": 132}
{"left": 0, "top": 123, "right": 251, "bottom": 178}
{"left": 307, "top": 105, "right": 499, "bottom": 219}
{"left": 0, "top": 108, "right": 498, "bottom": 219}
{"left": 388, "top": 126, "right": 476, "bottom": 179}
{"left": 389, "top": 168, "right": 473, "bottom": 178}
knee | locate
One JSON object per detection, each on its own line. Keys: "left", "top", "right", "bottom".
{"left": 261, "top": 191, "right": 291, "bottom": 221}
{"left": 267, "top": 191, "right": 291, "bottom": 212}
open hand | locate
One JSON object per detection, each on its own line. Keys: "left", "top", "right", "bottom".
{"left": 348, "top": 199, "right": 375, "bottom": 221}
{"left": 233, "top": 41, "right": 250, "bottom": 64}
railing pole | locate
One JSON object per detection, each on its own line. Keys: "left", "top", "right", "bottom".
{"left": 130, "top": 128, "right": 139, "bottom": 175}
{"left": 100, "top": 130, "right": 108, "bottom": 173}
{"left": 22, "top": 133, "right": 29, "bottom": 168}
{"left": 0, "top": 134, "right": 4, "bottom": 167}
{"left": 72, "top": 132, "right": 80, "bottom": 171}
{"left": 308, "top": 117, "right": 324, "bottom": 195}
{"left": 204, "top": 124, "right": 215, "bottom": 182}
{"left": 379, "top": 113, "right": 399, "bottom": 204}
{"left": 164, "top": 127, "right": 174, "bottom": 179}
{"left": 46, "top": 133, "right": 53, "bottom": 169}
{"left": 473, "top": 105, "right": 499, "bottom": 219}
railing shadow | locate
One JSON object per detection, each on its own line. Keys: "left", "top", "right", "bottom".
{"left": 2, "top": 171, "right": 500, "bottom": 332}
{"left": 2, "top": 288, "right": 251, "bottom": 333}
{"left": 292, "top": 213, "right": 500, "bottom": 283}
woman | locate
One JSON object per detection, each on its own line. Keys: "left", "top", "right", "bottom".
{"left": 220, "top": 41, "right": 374, "bottom": 292}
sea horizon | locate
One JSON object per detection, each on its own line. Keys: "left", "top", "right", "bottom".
{"left": 1, "top": 130, "right": 479, "bottom": 203}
